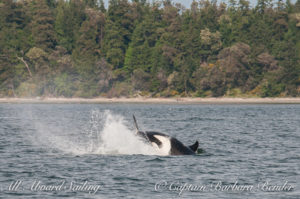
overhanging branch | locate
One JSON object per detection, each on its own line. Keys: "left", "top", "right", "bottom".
{"left": 17, "top": 56, "right": 32, "bottom": 77}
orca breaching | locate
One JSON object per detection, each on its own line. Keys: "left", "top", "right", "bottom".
{"left": 133, "top": 115, "right": 199, "bottom": 155}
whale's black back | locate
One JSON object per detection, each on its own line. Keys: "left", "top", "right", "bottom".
{"left": 169, "top": 137, "right": 195, "bottom": 155}
{"left": 137, "top": 131, "right": 196, "bottom": 155}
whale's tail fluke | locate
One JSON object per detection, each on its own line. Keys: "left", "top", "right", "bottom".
{"left": 189, "top": 141, "right": 199, "bottom": 152}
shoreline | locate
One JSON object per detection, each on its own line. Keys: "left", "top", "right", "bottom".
{"left": 1, "top": 97, "right": 300, "bottom": 104}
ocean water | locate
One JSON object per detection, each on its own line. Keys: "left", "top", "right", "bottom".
{"left": 0, "top": 103, "right": 299, "bottom": 198}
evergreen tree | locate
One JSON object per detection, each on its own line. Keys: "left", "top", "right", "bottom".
{"left": 102, "top": 0, "right": 141, "bottom": 68}
{"left": 29, "top": 0, "right": 57, "bottom": 51}
{"left": 73, "top": 8, "right": 105, "bottom": 60}
{"left": 124, "top": 16, "right": 159, "bottom": 75}
{"left": 55, "top": 0, "right": 86, "bottom": 52}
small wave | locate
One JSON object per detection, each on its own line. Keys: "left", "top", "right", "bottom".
{"left": 145, "top": 157, "right": 166, "bottom": 162}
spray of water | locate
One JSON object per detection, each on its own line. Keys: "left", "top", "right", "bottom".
{"left": 31, "top": 110, "right": 160, "bottom": 156}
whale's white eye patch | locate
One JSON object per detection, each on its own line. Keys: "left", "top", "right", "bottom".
{"left": 153, "top": 135, "right": 171, "bottom": 155}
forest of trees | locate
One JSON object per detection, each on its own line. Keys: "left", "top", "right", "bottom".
{"left": 0, "top": 0, "right": 300, "bottom": 98}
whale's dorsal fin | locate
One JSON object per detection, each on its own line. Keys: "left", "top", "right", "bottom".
{"left": 133, "top": 114, "right": 140, "bottom": 131}
{"left": 189, "top": 141, "right": 199, "bottom": 152}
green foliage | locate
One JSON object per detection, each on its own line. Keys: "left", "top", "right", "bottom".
{"left": 72, "top": 7, "right": 105, "bottom": 61}
{"left": 53, "top": 73, "right": 75, "bottom": 97}
{"left": 55, "top": 0, "right": 86, "bottom": 52}
{"left": 0, "top": 0, "right": 299, "bottom": 97}
{"left": 29, "top": 0, "right": 57, "bottom": 50}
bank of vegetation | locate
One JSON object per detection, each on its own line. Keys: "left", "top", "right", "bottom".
{"left": 0, "top": 0, "right": 300, "bottom": 98}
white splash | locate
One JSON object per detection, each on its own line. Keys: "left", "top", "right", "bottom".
{"left": 94, "top": 110, "right": 159, "bottom": 155}
{"left": 30, "top": 110, "right": 162, "bottom": 156}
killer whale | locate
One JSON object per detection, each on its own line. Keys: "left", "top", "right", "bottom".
{"left": 133, "top": 115, "right": 199, "bottom": 155}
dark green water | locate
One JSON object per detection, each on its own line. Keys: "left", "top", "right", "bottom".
{"left": 0, "top": 104, "right": 299, "bottom": 198}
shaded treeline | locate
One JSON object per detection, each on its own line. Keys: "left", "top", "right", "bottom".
{"left": 0, "top": 0, "right": 300, "bottom": 97}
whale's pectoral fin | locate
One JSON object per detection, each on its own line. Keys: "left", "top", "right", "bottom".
{"left": 133, "top": 114, "right": 139, "bottom": 132}
{"left": 189, "top": 141, "right": 199, "bottom": 152}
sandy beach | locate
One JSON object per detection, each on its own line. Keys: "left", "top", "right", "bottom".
{"left": 1, "top": 97, "right": 300, "bottom": 104}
